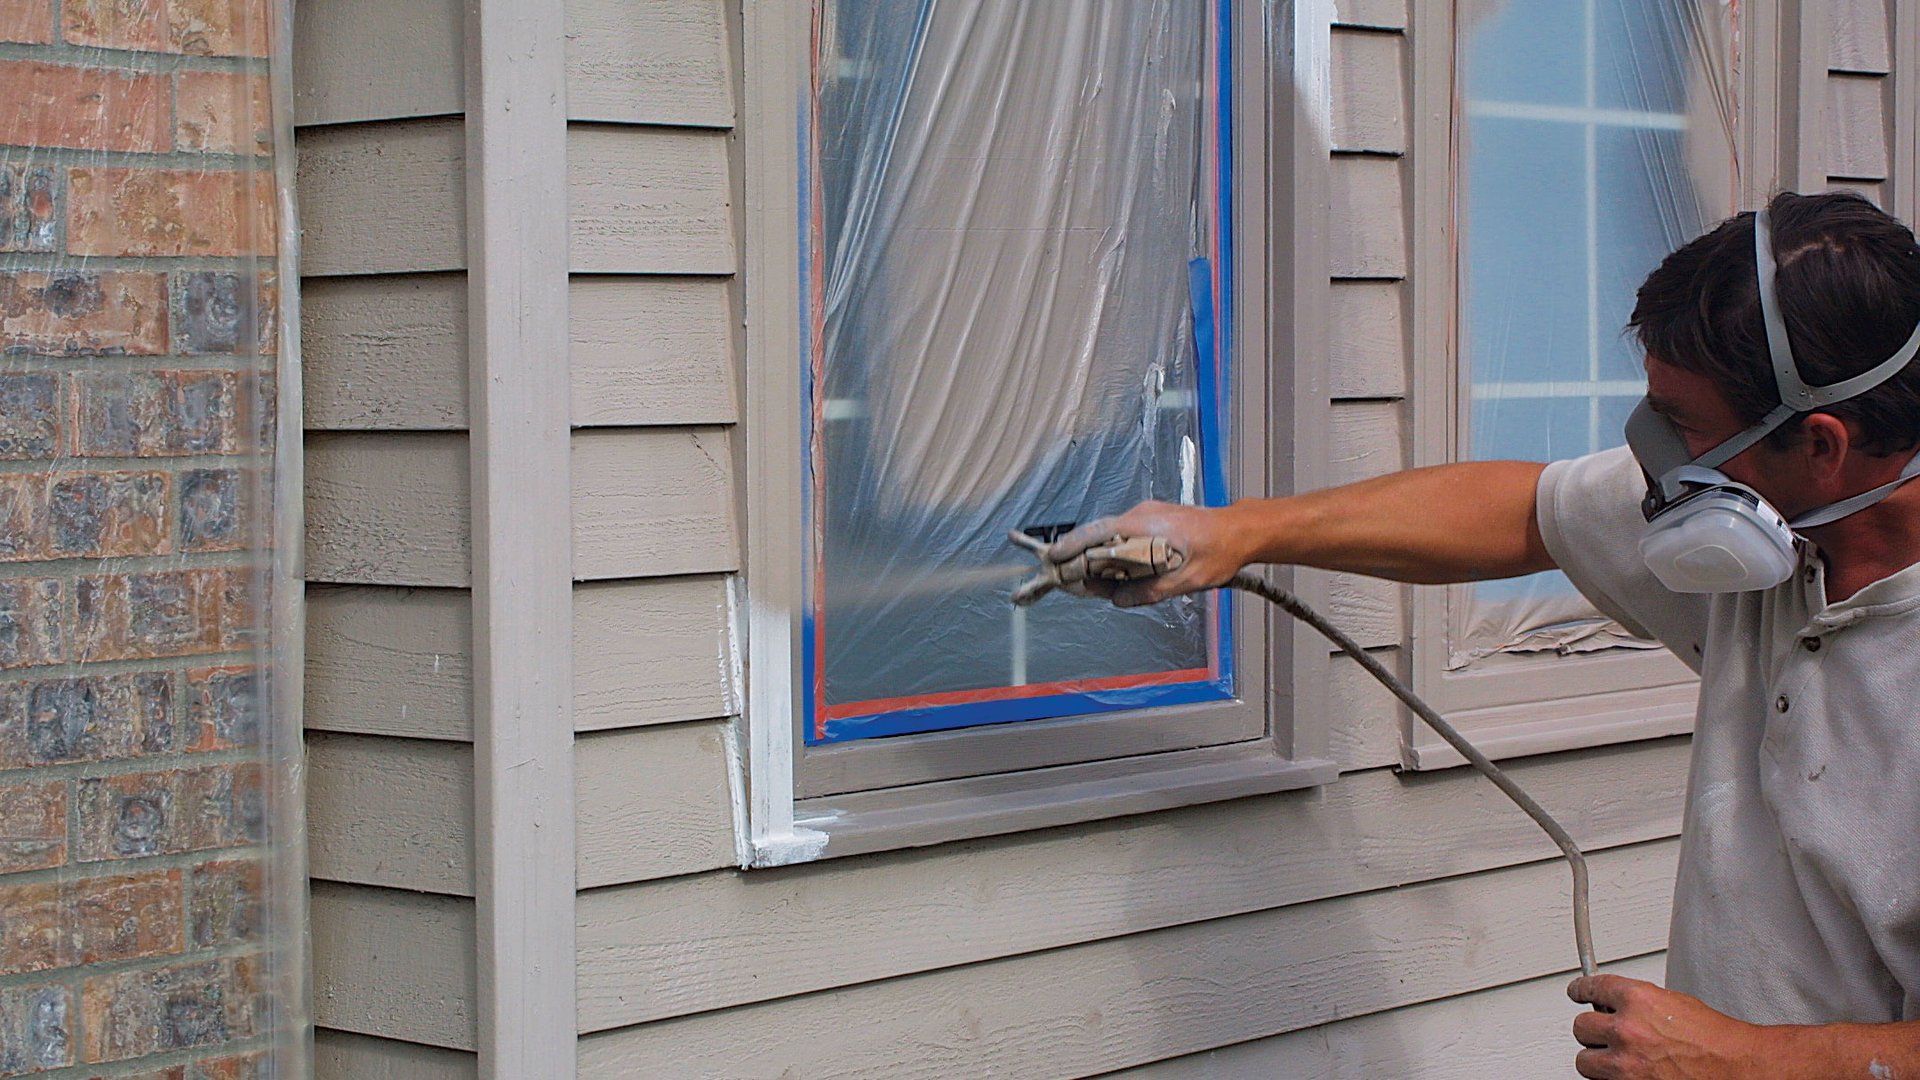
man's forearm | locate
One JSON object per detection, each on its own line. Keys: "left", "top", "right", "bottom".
{"left": 1221, "top": 460, "right": 1555, "bottom": 585}
{"left": 1760, "top": 1020, "right": 1920, "bottom": 1079}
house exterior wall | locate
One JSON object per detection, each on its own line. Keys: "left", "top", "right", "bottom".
{"left": 0, "top": 3, "right": 301, "bottom": 1078}
{"left": 290, "top": 1, "right": 1915, "bottom": 1078}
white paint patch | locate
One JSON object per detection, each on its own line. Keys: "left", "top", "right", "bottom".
{"left": 1180, "top": 435, "right": 1198, "bottom": 505}
{"left": 1869, "top": 1060, "right": 1893, "bottom": 1079}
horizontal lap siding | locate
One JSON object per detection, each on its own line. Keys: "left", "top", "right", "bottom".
{"left": 294, "top": 1, "right": 479, "bottom": 1069}
{"left": 564, "top": 10, "right": 1693, "bottom": 1079}
{"left": 1826, "top": 0, "right": 1893, "bottom": 207}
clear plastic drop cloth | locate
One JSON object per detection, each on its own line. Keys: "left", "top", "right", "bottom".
{"left": 0, "top": 1, "right": 305, "bottom": 1075}
{"left": 807, "top": 0, "right": 1234, "bottom": 742}
{"left": 1451, "top": 0, "right": 1738, "bottom": 669}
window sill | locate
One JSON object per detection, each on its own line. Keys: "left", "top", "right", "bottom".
{"left": 1402, "top": 682, "right": 1696, "bottom": 770}
{"left": 770, "top": 744, "right": 1338, "bottom": 864}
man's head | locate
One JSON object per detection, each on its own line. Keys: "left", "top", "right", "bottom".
{"left": 1631, "top": 191, "right": 1920, "bottom": 458}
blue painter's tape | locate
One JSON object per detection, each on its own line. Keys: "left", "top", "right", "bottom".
{"left": 1189, "top": 257, "right": 1229, "bottom": 508}
{"left": 814, "top": 678, "right": 1237, "bottom": 745}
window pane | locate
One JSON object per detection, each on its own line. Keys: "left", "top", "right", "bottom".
{"left": 807, "top": 2, "right": 1234, "bottom": 743}
{"left": 1453, "top": 0, "right": 1735, "bottom": 665}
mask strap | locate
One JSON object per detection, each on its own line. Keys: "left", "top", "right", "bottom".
{"left": 1790, "top": 449, "right": 1920, "bottom": 529}
{"left": 1755, "top": 207, "right": 1920, "bottom": 411}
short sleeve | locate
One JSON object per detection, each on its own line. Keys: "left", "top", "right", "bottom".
{"left": 1535, "top": 445, "right": 1713, "bottom": 669}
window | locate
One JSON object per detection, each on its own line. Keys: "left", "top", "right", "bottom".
{"left": 1405, "top": 0, "right": 1748, "bottom": 767}
{"left": 741, "top": 0, "right": 1333, "bottom": 865}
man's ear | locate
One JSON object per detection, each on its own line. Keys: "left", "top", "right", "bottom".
{"left": 1800, "top": 412, "right": 1854, "bottom": 483}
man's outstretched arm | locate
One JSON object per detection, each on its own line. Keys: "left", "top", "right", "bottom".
{"left": 1046, "top": 460, "right": 1555, "bottom": 607}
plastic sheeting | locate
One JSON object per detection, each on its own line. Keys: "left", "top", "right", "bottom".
{"left": 0, "top": 2, "right": 305, "bottom": 1074}
{"left": 1451, "top": 0, "right": 1738, "bottom": 668}
{"left": 806, "top": 0, "right": 1233, "bottom": 742}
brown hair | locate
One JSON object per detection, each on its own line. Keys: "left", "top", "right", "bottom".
{"left": 1629, "top": 190, "right": 1920, "bottom": 456}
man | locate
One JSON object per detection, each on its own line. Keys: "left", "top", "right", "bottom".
{"left": 1043, "top": 191, "right": 1920, "bottom": 1079}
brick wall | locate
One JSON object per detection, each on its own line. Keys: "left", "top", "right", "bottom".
{"left": 0, "top": 2, "right": 290, "bottom": 1077}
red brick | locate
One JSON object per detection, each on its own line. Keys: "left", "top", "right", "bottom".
{"left": 72, "top": 371, "right": 238, "bottom": 457}
{"left": 213, "top": 567, "right": 259, "bottom": 651}
{"left": 0, "top": 473, "right": 46, "bottom": 560}
{"left": 0, "top": 983, "right": 71, "bottom": 1073}
{"left": 0, "top": 0, "right": 54, "bottom": 43}
{"left": 190, "top": 1050, "right": 265, "bottom": 1079}
{"left": 0, "top": 577, "right": 64, "bottom": 669}
{"left": 179, "top": 469, "right": 240, "bottom": 552}
{"left": 67, "top": 169, "right": 275, "bottom": 259}
{"left": 0, "top": 779, "right": 65, "bottom": 873}
{"left": 51, "top": 470, "right": 172, "bottom": 557}
{"left": 172, "top": 272, "right": 273, "bottom": 356}
{"left": 81, "top": 958, "right": 255, "bottom": 1064}
{"left": 75, "top": 570, "right": 224, "bottom": 662}
{"left": 0, "top": 271, "right": 169, "bottom": 356}
{"left": 73, "top": 762, "right": 262, "bottom": 862}
{"left": 65, "top": 869, "right": 185, "bottom": 965}
{"left": 0, "top": 165, "right": 58, "bottom": 254}
{"left": 0, "top": 60, "right": 171, "bottom": 153}
{"left": 0, "top": 373, "right": 59, "bottom": 459}
{"left": 0, "top": 671, "right": 177, "bottom": 768}
{"left": 187, "top": 859, "right": 258, "bottom": 949}
{"left": 174, "top": 70, "right": 271, "bottom": 155}
{"left": 62, "top": 0, "right": 168, "bottom": 51}
{"left": 167, "top": 0, "right": 267, "bottom": 57}
{"left": 186, "top": 667, "right": 255, "bottom": 750}
{"left": 0, "top": 881, "right": 60, "bottom": 976}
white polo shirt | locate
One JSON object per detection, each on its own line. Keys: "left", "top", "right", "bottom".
{"left": 1537, "top": 446, "right": 1920, "bottom": 1025}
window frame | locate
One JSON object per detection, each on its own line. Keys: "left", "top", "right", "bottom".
{"left": 1401, "top": 0, "right": 1809, "bottom": 770}
{"left": 738, "top": 0, "right": 1338, "bottom": 866}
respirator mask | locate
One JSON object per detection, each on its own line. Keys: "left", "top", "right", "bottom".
{"left": 1624, "top": 206, "right": 1920, "bottom": 593}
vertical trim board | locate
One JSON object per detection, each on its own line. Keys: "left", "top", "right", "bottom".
{"left": 565, "top": 0, "right": 735, "bottom": 127}
{"left": 296, "top": 118, "right": 468, "bottom": 276}
{"left": 465, "top": 0, "right": 580, "bottom": 1071}
{"left": 294, "top": 0, "right": 466, "bottom": 126}
{"left": 303, "top": 273, "right": 470, "bottom": 431}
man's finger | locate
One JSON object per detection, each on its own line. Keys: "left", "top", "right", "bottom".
{"left": 1568, "top": 974, "right": 1641, "bottom": 1011}
{"left": 1571, "top": 1010, "right": 1616, "bottom": 1050}
{"left": 1574, "top": 1048, "right": 1621, "bottom": 1079}
{"left": 1046, "top": 517, "right": 1124, "bottom": 564}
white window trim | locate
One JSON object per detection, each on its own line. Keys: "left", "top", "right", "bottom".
{"left": 735, "top": 0, "right": 1339, "bottom": 867}
{"left": 1401, "top": 0, "right": 1815, "bottom": 770}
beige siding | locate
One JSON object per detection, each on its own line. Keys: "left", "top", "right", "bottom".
{"left": 293, "top": 0, "right": 464, "bottom": 126}
{"left": 311, "top": 882, "right": 477, "bottom": 1051}
{"left": 296, "top": 19, "right": 479, "bottom": 1062}
{"left": 557, "top": 7, "right": 1704, "bottom": 1077}
{"left": 579, "top": 841, "right": 1677, "bottom": 1076}
{"left": 1826, "top": 5, "right": 1895, "bottom": 196}
{"left": 565, "top": 0, "right": 734, "bottom": 127}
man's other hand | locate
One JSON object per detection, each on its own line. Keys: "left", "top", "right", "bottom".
{"left": 1568, "top": 974, "right": 1769, "bottom": 1079}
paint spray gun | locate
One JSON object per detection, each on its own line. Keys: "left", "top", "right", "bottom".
{"left": 1007, "top": 529, "right": 1599, "bottom": 978}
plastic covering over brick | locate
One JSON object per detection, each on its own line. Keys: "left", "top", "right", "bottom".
{"left": 0, "top": 1, "right": 305, "bottom": 1076}
{"left": 1452, "top": 0, "right": 1738, "bottom": 668}
{"left": 806, "top": 0, "right": 1233, "bottom": 743}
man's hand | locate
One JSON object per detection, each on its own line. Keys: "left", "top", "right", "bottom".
{"left": 1043, "top": 501, "right": 1252, "bottom": 607}
{"left": 1568, "top": 975, "right": 1771, "bottom": 1079}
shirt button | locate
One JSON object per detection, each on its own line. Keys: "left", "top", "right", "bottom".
{"left": 1805, "top": 567, "right": 1818, "bottom": 584}
{"left": 1802, "top": 636, "right": 1822, "bottom": 652}
{"left": 1776, "top": 695, "right": 1791, "bottom": 713}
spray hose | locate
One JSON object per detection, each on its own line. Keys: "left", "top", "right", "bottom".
{"left": 1224, "top": 571, "right": 1597, "bottom": 978}
{"left": 1009, "top": 531, "right": 1597, "bottom": 978}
